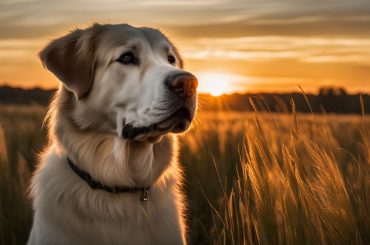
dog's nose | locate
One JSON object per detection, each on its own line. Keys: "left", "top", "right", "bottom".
{"left": 166, "top": 72, "right": 198, "bottom": 99}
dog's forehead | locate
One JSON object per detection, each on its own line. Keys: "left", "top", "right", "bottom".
{"left": 99, "top": 24, "right": 172, "bottom": 51}
{"left": 139, "top": 27, "right": 171, "bottom": 49}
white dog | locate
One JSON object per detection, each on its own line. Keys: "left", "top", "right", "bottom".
{"left": 27, "top": 23, "right": 198, "bottom": 245}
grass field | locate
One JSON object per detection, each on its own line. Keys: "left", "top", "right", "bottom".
{"left": 0, "top": 105, "right": 369, "bottom": 244}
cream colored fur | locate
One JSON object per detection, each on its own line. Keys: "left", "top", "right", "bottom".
{"left": 28, "top": 24, "right": 196, "bottom": 245}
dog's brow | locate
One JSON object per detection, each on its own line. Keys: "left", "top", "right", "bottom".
{"left": 130, "top": 44, "right": 139, "bottom": 51}
{"left": 163, "top": 45, "right": 170, "bottom": 53}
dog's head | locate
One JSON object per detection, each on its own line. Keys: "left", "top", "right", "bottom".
{"left": 40, "top": 23, "right": 197, "bottom": 141}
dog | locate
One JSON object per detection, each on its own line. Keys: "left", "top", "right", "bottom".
{"left": 27, "top": 23, "right": 198, "bottom": 245}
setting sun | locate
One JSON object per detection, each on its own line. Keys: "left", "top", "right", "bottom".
{"left": 196, "top": 72, "right": 243, "bottom": 96}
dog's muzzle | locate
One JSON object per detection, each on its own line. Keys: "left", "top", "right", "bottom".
{"left": 122, "top": 71, "right": 198, "bottom": 140}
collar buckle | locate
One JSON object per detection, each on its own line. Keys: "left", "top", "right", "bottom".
{"left": 141, "top": 187, "right": 150, "bottom": 202}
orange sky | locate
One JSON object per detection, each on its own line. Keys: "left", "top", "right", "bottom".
{"left": 1, "top": 0, "right": 370, "bottom": 94}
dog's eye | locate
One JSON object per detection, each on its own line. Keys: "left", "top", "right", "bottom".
{"left": 168, "top": 55, "right": 176, "bottom": 65}
{"left": 117, "top": 52, "right": 139, "bottom": 65}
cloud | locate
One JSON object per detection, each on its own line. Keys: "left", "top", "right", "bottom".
{"left": 180, "top": 36, "right": 370, "bottom": 65}
{"left": 0, "top": 0, "right": 370, "bottom": 39}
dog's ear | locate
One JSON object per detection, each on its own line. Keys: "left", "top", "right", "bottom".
{"left": 40, "top": 24, "right": 102, "bottom": 99}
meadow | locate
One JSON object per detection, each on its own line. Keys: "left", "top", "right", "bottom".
{"left": 0, "top": 104, "right": 369, "bottom": 244}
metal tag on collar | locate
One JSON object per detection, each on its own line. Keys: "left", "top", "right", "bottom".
{"left": 141, "top": 187, "right": 149, "bottom": 202}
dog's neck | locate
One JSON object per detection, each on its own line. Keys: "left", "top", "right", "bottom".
{"left": 48, "top": 89, "right": 176, "bottom": 188}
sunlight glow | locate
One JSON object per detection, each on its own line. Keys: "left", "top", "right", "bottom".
{"left": 196, "top": 72, "right": 241, "bottom": 96}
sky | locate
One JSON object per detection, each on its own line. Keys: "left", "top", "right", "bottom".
{"left": 1, "top": 0, "right": 370, "bottom": 95}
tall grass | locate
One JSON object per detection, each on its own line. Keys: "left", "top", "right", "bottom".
{"left": 0, "top": 105, "right": 369, "bottom": 244}
{"left": 181, "top": 111, "right": 370, "bottom": 245}
{"left": 0, "top": 105, "right": 46, "bottom": 245}
{"left": 233, "top": 118, "right": 366, "bottom": 244}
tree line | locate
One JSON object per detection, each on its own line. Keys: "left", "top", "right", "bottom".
{"left": 0, "top": 86, "right": 369, "bottom": 114}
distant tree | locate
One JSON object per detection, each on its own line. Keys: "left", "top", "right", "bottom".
{"left": 319, "top": 87, "right": 348, "bottom": 96}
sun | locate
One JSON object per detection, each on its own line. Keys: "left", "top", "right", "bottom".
{"left": 196, "top": 72, "right": 238, "bottom": 96}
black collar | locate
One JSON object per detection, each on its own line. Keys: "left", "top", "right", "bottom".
{"left": 67, "top": 158, "right": 150, "bottom": 201}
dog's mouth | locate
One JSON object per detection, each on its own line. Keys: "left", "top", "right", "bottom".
{"left": 122, "top": 107, "right": 193, "bottom": 140}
